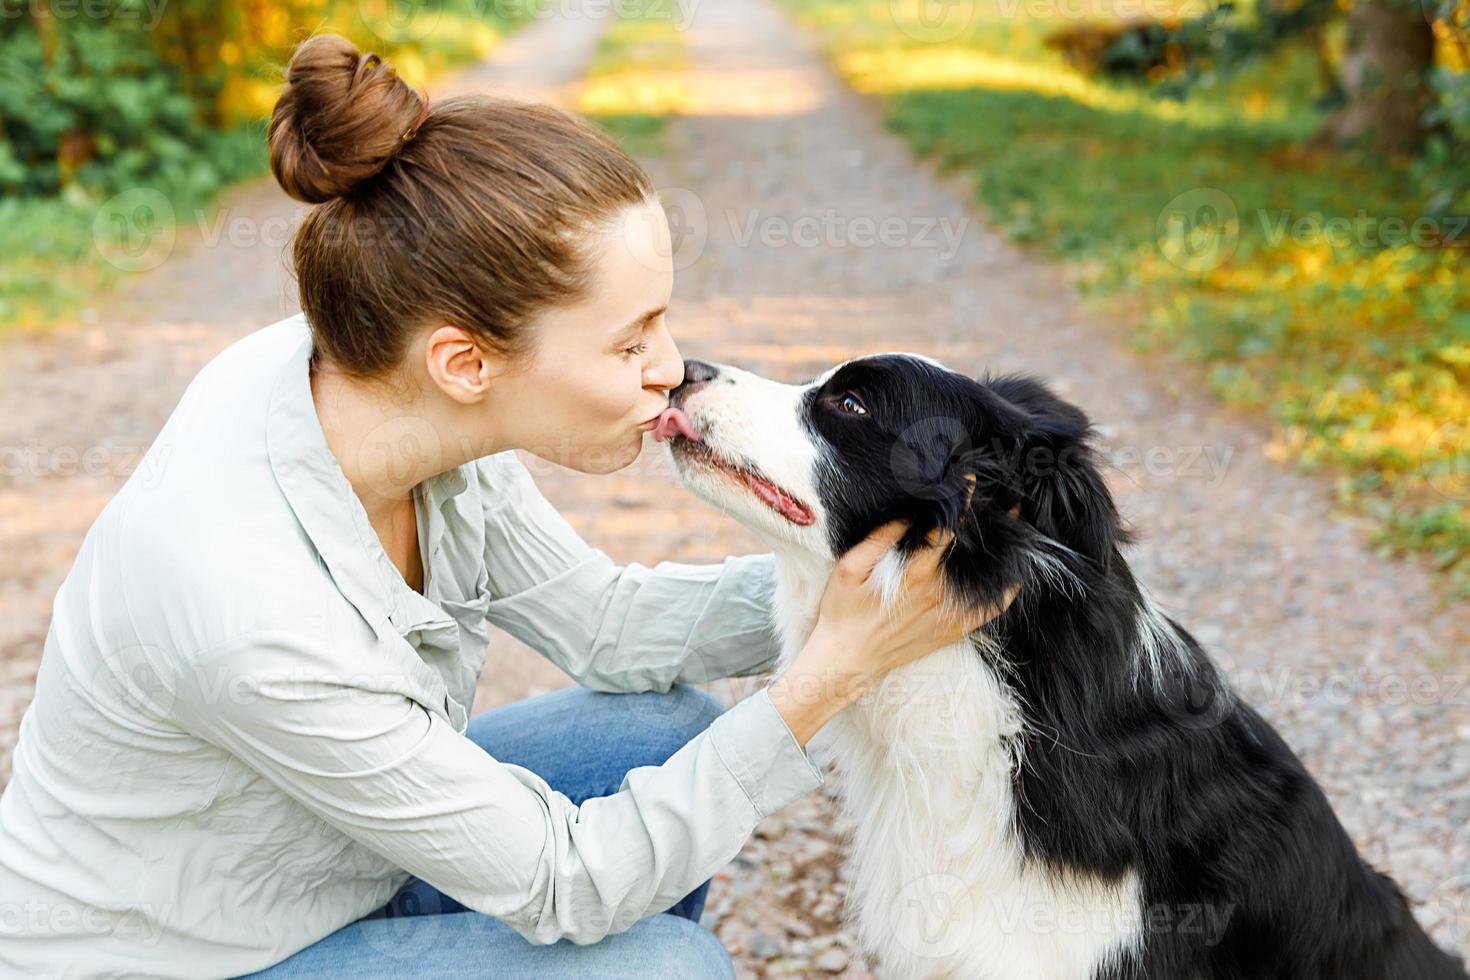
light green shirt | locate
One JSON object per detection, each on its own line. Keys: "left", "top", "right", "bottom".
{"left": 0, "top": 313, "right": 824, "bottom": 978}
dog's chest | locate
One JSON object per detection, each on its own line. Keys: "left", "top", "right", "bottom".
{"left": 766, "top": 561, "right": 1143, "bottom": 980}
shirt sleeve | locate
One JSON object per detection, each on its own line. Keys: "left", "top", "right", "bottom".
{"left": 168, "top": 628, "right": 824, "bottom": 945}
{"left": 476, "top": 451, "right": 785, "bottom": 691}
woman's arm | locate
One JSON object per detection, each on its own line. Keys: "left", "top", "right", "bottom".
{"left": 167, "top": 627, "right": 824, "bottom": 946}
{"left": 477, "top": 451, "right": 783, "bottom": 691}
{"left": 166, "top": 515, "right": 1011, "bottom": 947}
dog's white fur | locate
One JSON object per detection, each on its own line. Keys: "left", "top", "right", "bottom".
{"left": 667, "top": 361, "right": 1142, "bottom": 980}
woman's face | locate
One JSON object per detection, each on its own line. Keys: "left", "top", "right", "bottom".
{"left": 481, "top": 196, "right": 686, "bottom": 475}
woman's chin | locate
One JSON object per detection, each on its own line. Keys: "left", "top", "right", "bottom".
{"left": 611, "top": 436, "right": 644, "bottom": 472}
{"left": 567, "top": 437, "right": 642, "bottom": 475}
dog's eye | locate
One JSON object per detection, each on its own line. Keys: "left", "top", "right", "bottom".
{"left": 836, "top": 394, "right": 868, "bottom": 416}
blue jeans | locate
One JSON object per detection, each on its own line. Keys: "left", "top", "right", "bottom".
{"left": 239, "top": 684, "right": 734, "bottom": 979}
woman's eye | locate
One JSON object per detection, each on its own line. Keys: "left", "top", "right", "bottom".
{"left": 837, "top": 394, "right": 867, "bottom": 416}
{"left": 622, "top": 341, "right": 649, "bottom": 357}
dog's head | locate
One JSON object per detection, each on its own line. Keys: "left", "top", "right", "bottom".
{"left": 662, "top": 354, "right": 1127, "bottom": 607}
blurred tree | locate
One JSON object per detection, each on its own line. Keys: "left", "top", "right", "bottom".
{"left": 1316, "top": 0, "right": 1437, "bottom": 151}
{"left": 0, "top": 0, "right": 516, "bottom": 199}
{"left": 0, "top": 1, "right": 208, "bottom": 195}
{"left": 1125, "top": 0, "right": 1469, "bottom": 206}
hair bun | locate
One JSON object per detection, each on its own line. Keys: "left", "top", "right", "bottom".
{"left": 268, "top": 34, "right": 427, "bottom": 203}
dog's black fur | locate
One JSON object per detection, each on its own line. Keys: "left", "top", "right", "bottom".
{"left": 801, "top": 355, "right": 1466, "bottom": 980}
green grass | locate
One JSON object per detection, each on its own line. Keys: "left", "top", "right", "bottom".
{"left": 576, "top": 5, "right": 690, "bottom": 156}
{"left": 777, "top": 0, "right": 1470, "bottom": 595}
{"left": 0, "top": 124, "right": 268, "bottom": 335}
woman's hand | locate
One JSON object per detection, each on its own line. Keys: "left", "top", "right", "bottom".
{"left": 767, "top": 517, "right": 1020, "bottom": 747}
{"left": 814, "top": 519, "right": 1018, "bottom": 685}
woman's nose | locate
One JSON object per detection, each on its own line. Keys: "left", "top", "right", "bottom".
{"left": 672, "top": 359, "right": 719, "bottom": 403}
{"left": 643, "top": 337, "right": 684, "bottom": 393}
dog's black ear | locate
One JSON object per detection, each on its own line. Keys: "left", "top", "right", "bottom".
{"left": 981, "top": 374, "right": 1127, "bottom": 570}
{"left": 885, "top": 371, "right": 1125, "bottom": 571}
{"left": 884, "top": 370, "right": 1031, "bottom": 538}
{"left": 880, "top": 377, "right": 1051, "bottom": 613}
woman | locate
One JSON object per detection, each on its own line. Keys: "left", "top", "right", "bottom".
{"left": 0, "top": 34, "right": 1013, "bottom": 978}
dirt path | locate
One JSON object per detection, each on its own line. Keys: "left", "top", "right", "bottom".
{"left": 1, "top": 0, "right": 1466, "bottom": 974}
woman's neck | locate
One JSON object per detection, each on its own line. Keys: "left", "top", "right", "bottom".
{"left": 310, "top": 361, "right": 450, "bottom": 527}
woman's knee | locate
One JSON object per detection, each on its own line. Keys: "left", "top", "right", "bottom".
{"left": 622, "top": 683, "right": 726, "bottom": 751}
{"left": 671, "top": 683, "right": 726, "bottom": 733}
{"left": 634, "top": 913, "right": 735, "bottom": 979}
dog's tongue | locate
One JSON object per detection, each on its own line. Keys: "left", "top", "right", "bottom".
{"left": 653, "top": 407, "right": 701, "bottom": 443}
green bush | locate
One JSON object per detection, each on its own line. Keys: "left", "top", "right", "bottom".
{"left": 0, "top": 0, "right": 532, "bottom": 329}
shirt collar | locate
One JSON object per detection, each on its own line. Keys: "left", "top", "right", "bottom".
{"left": 265, "top": 315, "right": 471, "bottom": 637}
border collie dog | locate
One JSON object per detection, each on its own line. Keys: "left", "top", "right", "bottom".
{"left": 657, "top": 355, "right": 1465, "bottom": 980}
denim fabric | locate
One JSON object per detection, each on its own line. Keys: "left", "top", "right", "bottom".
{"left": 240, "top": 684, "right": 735, "bottom": 979}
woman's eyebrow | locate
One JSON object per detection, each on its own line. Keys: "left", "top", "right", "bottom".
{"left": 614, "top": 304, "right": 668, "bottom": 339}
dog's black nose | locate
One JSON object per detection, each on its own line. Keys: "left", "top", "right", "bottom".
{"left": 672, "top": 359, "right": 719, "bottom": 403}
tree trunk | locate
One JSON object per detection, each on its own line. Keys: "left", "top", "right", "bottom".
{"left": 1317, "top": 0, "right": 1436, "bottom": 152}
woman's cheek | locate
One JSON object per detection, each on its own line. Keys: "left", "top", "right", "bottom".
{"left": 603, "top": 362, "right": 644, "bottom": 423}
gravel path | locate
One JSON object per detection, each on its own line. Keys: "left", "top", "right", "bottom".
{"left": 1, "top": 0, "right": 1466, "bottom": 975}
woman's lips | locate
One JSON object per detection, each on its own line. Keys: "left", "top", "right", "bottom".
{"left": 651, "top": 407, "right": 701, "bottom": 443}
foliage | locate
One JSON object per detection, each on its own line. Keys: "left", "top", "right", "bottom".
{"left": 0, "top": 0, "right": 531, "bottom": 329}
{"left": 1150, "top": 0, "right": 1467, "bottom": 208}
{"left": 778, "top": 0, "right": 1470, "bottom": 593}
{"left": 576, "top": 0, "right": 690, "bottom": 155}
